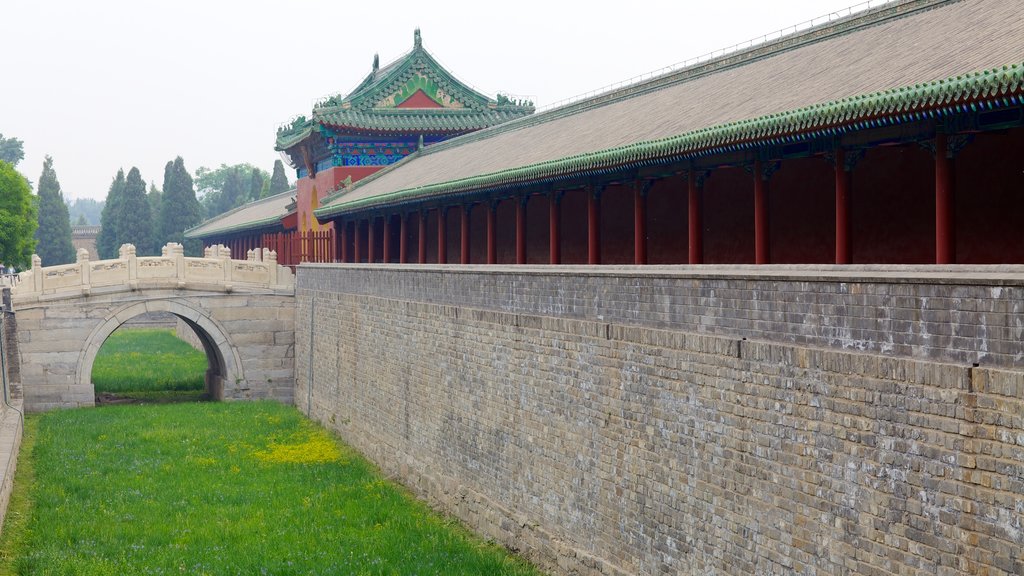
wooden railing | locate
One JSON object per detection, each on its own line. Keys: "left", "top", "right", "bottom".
{"left": 261, "top": 230, "right": 336, "bottom": 267}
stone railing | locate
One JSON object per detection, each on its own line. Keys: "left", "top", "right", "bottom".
{"left": 12, "top": 243, "right": 294, "bottom": 301}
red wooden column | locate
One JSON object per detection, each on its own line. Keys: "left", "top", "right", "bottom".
{"left": 753, "top": 159, "right": 771, "bottom": 265}
{"left": 399, "top": 213, "right": 408, "bottom": 264}
{"left": 340, "top": 221, "right": 348, "bottom": 263}
{"left": 588, "top": 186, "right": 602, "bottom": 265}
{"left": 437, "top": 207, "right": 447, "bottom": 264}
{"left": 417, "top": 211, "right": 427, "bottom": 264}
{"left": 834, "top": 148, "right": 853, "bottom": 264}
{"left": 516, "top": 197, "right": 528, "bottom": 265}
{"left": 382, "top": 215, "right": 391, "bottom": 264}
{"left": 688, "top": 171, "right": 704, "bottom": 264}
{"left": 549, "top": 192, "right": 562, "bottom": 264}
{"left": 486, "top": 202, "right": 497, "bottom": 264}
{"left": 461, "top": 205, "right": 472, "bottom": 264}
{"left": 935, "top": 132, "right": 955, "bottom": 264}
{"left": 634, "top": 180, "right": 649, "bottom": 265}
{"left": 354, "top": 220, "right": 363, "bottom": 263}
{"left": 367, "top": 217, "right": 376, "bottom": 263}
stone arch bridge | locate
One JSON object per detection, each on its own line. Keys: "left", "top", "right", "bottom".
{"left": 9, "top": 244, "right": 295, "bottom": 411}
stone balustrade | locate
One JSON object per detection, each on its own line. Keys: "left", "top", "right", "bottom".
{"left": 12, "top": 243, "right": 294, "bottom": 301}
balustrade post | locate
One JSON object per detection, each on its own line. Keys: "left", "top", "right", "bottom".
{"left": 266, "top": 249, "right": 279, "bottom": 285}
{"left": 77, "top": 248, "right": 90, "bottom": 290}
{"left": 32, "top": 255, "right": 42, "bottom": 292}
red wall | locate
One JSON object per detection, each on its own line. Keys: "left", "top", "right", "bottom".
{"left": 955, "top": 127, "right": 1024, "bottom": 263}
{"left": 298, "top": 166, "right": 383, "bottom": 233}
{"left": 852, "top": 145, "right": 934, "bottom": 263}
{"left": 704, "top": 167, "right": 755, "bottom": 264}
{"left": 647, "top": 176, "right": 688, "bottom": 264}
{"left": 771, "top": 157, "right": 835, "bottom": 264}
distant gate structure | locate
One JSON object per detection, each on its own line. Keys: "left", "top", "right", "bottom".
{"left": 10, "top": 243, "right": 295, "bottom": 411}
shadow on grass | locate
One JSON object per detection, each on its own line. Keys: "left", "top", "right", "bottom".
{"left": 94, "top": 390, "right": 213, "bottom": 406}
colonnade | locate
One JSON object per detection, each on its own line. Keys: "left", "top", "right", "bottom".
{"left": 332, "top": 135, "right": 967, "bottom": 266}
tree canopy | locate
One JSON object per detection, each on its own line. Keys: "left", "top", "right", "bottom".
{"left": 96, "top": 170, "right": 126, "bottom": 259}
{"left": 0, "top": 161, "right": 37, "bottom": 270}
{"left": 0, "top": 133, "right": 24, "bottom": 167}
{"left": 68, "top": 197, "right": 104, "bottom": 226}
{"left": 159, "top": 157, "right": 203, "bottom": 256}
{"left": 266, "top": 159, "right": 291, "bottom": 198}
{"left": 195, "top": 163, "right": 270, "bottom": 219}
{"left": 34, "top": 156, "right": 77, "bottom": 266}
{"left": 118, "top": 167, "right": 153, "bottom": 255}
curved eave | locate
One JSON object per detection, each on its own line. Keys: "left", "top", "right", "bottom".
{"left": 315, "top": 110, "right": 534, "bottom": 134}
{"left": 315, "top": 63, "right": 1024, "bottom": 221}
{"left": 275, "top": 131, "right": 313, "bottom": 152}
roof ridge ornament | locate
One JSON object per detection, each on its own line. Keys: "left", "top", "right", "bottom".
{"left": 414, "top": 28, "right": 422, "bottom": 50}
{"left": 373, "top": 53, "right": 379, "bottom": 73}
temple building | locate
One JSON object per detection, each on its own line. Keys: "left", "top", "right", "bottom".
{"left": 186, "top": 30, "right": 534, "bottom": 261}
{"left": 312, "top": 0, "right": 1023, "bottom": 266}
{"left": 192, "top": 0, "right": 1023, "bottom": 267}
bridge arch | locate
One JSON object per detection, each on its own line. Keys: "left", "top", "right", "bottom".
{"left": 76, "top": 299, "right": 243, "bottom": 401}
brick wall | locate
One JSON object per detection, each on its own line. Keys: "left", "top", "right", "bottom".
{"left": 296, "top": 264, "right": 1024, "bottom": 575}
{"left": 0, "top": 288, "right": 20, "bottom": 402}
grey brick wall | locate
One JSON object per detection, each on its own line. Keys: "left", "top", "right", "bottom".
{"left": 296, "top": 265, "right": 1024, "bottom": 575}
{"left": 301, "top": 264, "right": 1024, "bottom": 369}
{"left": 0, "top": 289, "right": 20, "bottom": 402}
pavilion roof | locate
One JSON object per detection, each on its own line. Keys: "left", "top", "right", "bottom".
{"left": 316, "top": 0, "right": 1024, "bottom": 220}
{"left": 275, "top": 30, "right": 534, "bottom": 150}
{"left": 184, "top": 189, "right": 295, "bottom": 239}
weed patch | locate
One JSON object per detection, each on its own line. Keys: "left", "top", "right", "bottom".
{"left": 92, "top": 328, "right": 206, "bottom": 395}
{"left": 0, "top": 402, "right": 539, "bottom": 575}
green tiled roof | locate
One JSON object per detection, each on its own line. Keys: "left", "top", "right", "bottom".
{"left": 184, "top": 189, "right": 295, "bottom": 239}
{"left": 314, "top": 0, "right": 1024, "bottom": 220}
{"left": 275, "top": 30, "right": 533, "bottom": 151}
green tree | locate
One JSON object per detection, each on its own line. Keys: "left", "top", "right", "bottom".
{"left": 266, "top": 159, "right": 290, "bottom": 198}
{"left": 219, "top": 167, "right": 245, "bottom": 214}
{"left": 249, "top": 168, "right": 264, "bottom": 203}
{"left": 68, "top": 197, "right": 104, "bottom": 226}
{"left": 34, "top": 156, "right": 76, "bottom": 265}
{"left": 0, "top": 161, "right": 37, "bottom": 269}
{"left": 159, "top": 157, "right": 203, "bottom": 256}
{"left": 75, "top": 213, "right": 88, "bottom": 226}
{"left": 147, "top": 182, "right": 161, "bottom": 242}
{"left": 194, "top": 163, "right": 270, "bottom": 218}
{"left": 0, "top": 133, "right": 24, "bottom": 167}
{"left": 118, "top": 167, "right": 153, "bottom": 255}
{"left": 96, "top": 169, "right": 126, "bottom": 259}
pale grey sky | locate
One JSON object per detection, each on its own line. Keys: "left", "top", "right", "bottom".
{"left": 3, "top": 0, "right": 869, "bottom": 201}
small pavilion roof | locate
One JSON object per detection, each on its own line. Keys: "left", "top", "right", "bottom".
{"left": 316, "top": 0, "right": 1024, "bottom": 220}
{"left": 275, "top": 29, "right": 534, "bottom": 150}
{"left": 185, "top": 189, "right": 295, "bottom": 239}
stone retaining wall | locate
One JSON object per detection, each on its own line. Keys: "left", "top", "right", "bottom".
{"left": 297, "top": 264, "right": 1024, "bottom": 575}
{"left": 0, "top": 288, "right": 24, "bottom": 535}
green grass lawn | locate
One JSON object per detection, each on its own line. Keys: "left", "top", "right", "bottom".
{"left": 92, "top": 328, "right": 206, "bottom": 398}
{"left": 0, "top": 402, "right": 539, "bottom": 575}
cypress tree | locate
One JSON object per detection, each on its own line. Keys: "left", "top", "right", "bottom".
{"left": 147, "top": 182, "right": 162, "bottom": 246}
{"left": 118, "top": 167, "right": 152, "bottom": 255}
{"left": 75, "top": 213, "right": 87, "bottom": 226}
{"left": 97, "top": 169, "right": 125, "bottom": 259}
{"left": 267, "top": 159, "right": 290, "bottom": 198}
{"left": 219, "top": 167, "right": 244, "bottom": 214}
{"left": 34, "top": 156, "right": 77, "bottom": 265}
{"left": 159, "top": 156, "right": 203, "bottom": 256}
{"left": 249, "top": 168, "right": 264, "bottom": 203}
{"left": 0, "top": 160, "right": 37, "bottom": 270}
